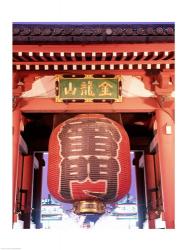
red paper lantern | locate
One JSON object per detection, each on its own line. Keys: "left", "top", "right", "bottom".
{"left": 48, "top": 114, "right": 131, "bottom": 214}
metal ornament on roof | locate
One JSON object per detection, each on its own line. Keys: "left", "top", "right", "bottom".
{"left": 48, "top": 114, "right": 131, "bottom": 214}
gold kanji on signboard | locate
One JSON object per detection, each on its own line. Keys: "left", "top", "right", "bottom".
{"left": 55, "top": 75, "right": 122, "bottom": 102}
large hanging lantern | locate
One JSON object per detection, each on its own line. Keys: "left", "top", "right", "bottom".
{"left": 48, "top": 114, "right": 131, "bottom": 214}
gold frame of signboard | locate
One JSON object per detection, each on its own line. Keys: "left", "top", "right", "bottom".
{"left": 55, "top": 75, "right": 122, "bottom": 103}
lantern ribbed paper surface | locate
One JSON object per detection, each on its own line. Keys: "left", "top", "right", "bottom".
{"left": 48, "top": 114, "right": 131, "bottom": 214}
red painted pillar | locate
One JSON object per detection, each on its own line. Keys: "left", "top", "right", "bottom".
{"left": 156, "top": 109, "right": 175, "bottom": 229}
{"left": 32, "top": 153, "right": 45, "bottom": 229}
{"left": 133, "top": 152, "right": 146, "bottom": 229}
{"left": 144, "top": 154, "right": 156, "bottom": 229}
{"left": 12, "top": 107, "right": 21, "bottom": 223}
{"left": 22, "top": 155, "right": 34, "bottom": 228}
{"left": 154, "top": 152, "right": 164, "bottom": 220}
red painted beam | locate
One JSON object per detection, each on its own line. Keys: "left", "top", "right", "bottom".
{"left": 12, "top": 69, "right": 175, "bottom": 78}
{"left": 19, "top": 97, "right": 174, "bottom": 113}
{"left": 13, "top": 43, "right": 174, "bottom": 53}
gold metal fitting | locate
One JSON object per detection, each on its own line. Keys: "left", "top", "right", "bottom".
{"left": 73, "top": 200, "right": 105, "bottom": 214}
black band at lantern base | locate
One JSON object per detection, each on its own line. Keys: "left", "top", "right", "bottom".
{"left": 73, "top": 200, "right": 105, "bottom": 214}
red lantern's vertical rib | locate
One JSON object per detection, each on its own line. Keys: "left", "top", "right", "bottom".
{"left": 48, "top": 122, "right": 63, "bottom": 202}
{"left": 114, "top": 120, "right": 131, "bottom": 201}
{"left": 12, "top": 107, "right": 21, "bottom": 223}
{"left": 156, "top": 109, "right": 175, "bottom": 229}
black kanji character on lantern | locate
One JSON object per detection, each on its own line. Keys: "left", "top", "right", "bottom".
{"left": 58, "top": 118, "right": 120, "bottom": 157}
{"left": 60, "top": 157, "right": 88, "bottom": 200}
{"left": 58, "top": 117, "right": 121, "bottom": 201}
{"left": 59, "top": 156, "right": 120, "bottom": 200}
{"left": 88, "top": 156, "right": 120, "bottom": 201}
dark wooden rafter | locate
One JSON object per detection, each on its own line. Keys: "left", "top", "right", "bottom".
{"left": 13, "top": 43, "right": 174, "bottom": 72}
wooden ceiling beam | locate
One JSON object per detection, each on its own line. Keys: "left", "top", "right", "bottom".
{"left": 13, "top": 59, "right": 174, "bottom": 66}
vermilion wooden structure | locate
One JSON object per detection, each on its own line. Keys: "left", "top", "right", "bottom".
{"left": 12, "top": 23, "right": 175, "bottom": 229}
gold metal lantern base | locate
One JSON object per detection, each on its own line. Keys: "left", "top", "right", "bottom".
{"left": 73, "top": 200, "right": 105, "bottom": 214}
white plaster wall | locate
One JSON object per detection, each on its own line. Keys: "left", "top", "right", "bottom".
{"left": 121, "top": 75, "right": 155, "bottom": 97}
{"left": 21, "top": 76, "right": 55, "bottom": 98}
{"left": 21, "top": 75, "right": 168, "bottom": 98}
